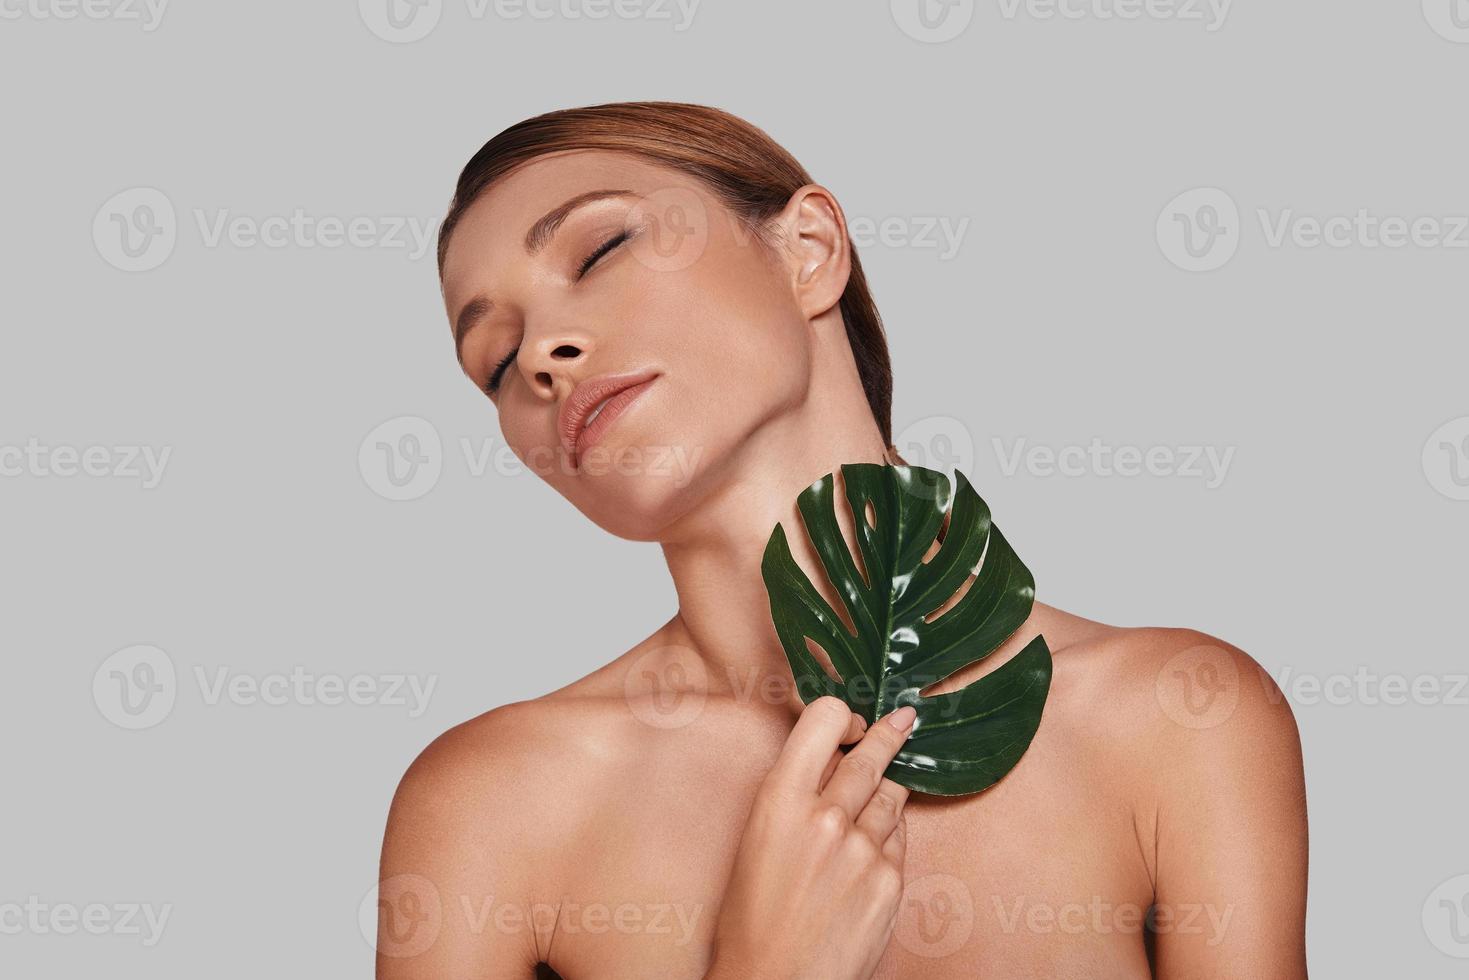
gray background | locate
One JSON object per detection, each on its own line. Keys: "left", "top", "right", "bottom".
{"left": 2, "top": 0, "right": 1467, "bottom": 975}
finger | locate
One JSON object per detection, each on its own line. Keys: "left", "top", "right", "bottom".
{"left": 768, "top": 697, "right": 863, "bottom": 792}
{"left": 817, "top": 749, "right": 842, "bottom": 793}
{"left": 819, "top": 714, "right": 869, "bottom": 792}
{"left": 854, "top": 777, "right": 910, "bottom": 843}
{"left": 882, "top": 810, "right": 908, "bottom": 867}
{"left": 821, "top": 705, "right": 917, "bottom": 821}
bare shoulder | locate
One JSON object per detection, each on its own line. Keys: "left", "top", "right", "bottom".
{"left": 386, "top": 692, "right": 643, "bottom": 845}
{"left": 1042, "top": 612, "right": 1306, "bottom": 844}
{"left": 382, "top": 616, "right": 709, "bottom": 866}
{"left": 1067, "top": 621, "right": 1297, "bottom": 747}
{"left": 1028, "top": 610, "right": 1303, "bottom": 803}
{"left": 1034, "top": 608, "right": 1295, "bottom": 741}
{"left": 373, "top": 694, "right": 661, "bottom": 970}
{"left": 1037, "top": 615, "right": 1308, "bottom": 914}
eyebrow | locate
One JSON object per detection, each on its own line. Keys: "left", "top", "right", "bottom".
{"left": 452, "top": 188, "right": 634, "bottom": 359}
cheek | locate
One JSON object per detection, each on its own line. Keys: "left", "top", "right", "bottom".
{"left": 644, "top": 248, "right": 811, "bottom": 411}
{"left": 699, "top": 294, "right": 810, "bottom": 424}
{"left": 498, "top": 392, "right": 565, "bottom": 480}
{"left": 644, "top": 329, "right": 808, "bottom": 482}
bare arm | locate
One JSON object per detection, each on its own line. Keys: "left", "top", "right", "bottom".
{"left": 1148, "top": 634, "right": 1309, "bottom": 978}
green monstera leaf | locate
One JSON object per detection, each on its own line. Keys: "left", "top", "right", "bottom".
{"left": 760, "top": 462, "right": 1052, "bottom": 796}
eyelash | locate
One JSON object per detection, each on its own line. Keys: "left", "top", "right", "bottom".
{"left": 483, "top": 229, "right": 633, "bottom": 395}
{"left": 576, "top": 228, "right": 632, "bottom": 278}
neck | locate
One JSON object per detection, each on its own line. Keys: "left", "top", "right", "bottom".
{"left": 656, "top": 323, "right": 892, "bottom": 707}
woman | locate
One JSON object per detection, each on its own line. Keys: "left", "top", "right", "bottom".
{"left": 377, "top": 101, "right": 1308, "bottom": 979}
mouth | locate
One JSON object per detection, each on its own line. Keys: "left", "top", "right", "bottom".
{"left": 558, "top": 368, "right": 661, "bottom": 466}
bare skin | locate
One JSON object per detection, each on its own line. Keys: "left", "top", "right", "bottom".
{"left": 378, "top": 148, "right": 1308, "bottom": 978}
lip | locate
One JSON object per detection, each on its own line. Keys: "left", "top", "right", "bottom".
{"left": 558, "top": 368, "right": 661, "bottom": 465}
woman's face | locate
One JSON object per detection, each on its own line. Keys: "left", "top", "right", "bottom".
{"left": 441, "top": 149, "right": 817, "bottom": 540}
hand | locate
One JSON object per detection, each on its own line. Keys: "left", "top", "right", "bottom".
{"left": 707, "top": 696, "right": 917, "bottom": 980}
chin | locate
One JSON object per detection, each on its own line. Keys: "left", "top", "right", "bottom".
{"left": 553, "top": 437, "right": 717, "bottom": 541}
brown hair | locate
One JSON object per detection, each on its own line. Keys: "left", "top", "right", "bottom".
{"left": 436, "top": 101, "right": 899, "bottom": 450}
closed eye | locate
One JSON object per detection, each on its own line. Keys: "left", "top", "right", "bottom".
{"left": 576, "top": 228, "right": 632, "bottom": 279}
{"left": 485, "top": 348, "right": 517, "bottom": 395}
{"left": 484, "top": 229, "right": 635, "bottom": 396}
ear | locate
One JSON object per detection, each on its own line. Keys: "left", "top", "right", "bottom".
{"left": 772, "top": 184, "right": 851, "bottom": 321}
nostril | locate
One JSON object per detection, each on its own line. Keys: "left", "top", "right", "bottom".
{"left": 551, "top": 345, "right": 580, "bottom": 359}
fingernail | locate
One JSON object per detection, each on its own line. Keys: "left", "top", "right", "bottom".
{"left": 852, "top": 712, "right": 869, "bottom": 732}
{"left": 885, "top": 706, "right": 916, "bottom": 732}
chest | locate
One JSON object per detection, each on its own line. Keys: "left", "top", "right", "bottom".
{"left": 546, "top": 733, "right": 1157, "bottom": 979}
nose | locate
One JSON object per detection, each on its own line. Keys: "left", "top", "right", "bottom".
{"left": 520, "top": 333, "right": 589, "bottom": 399}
